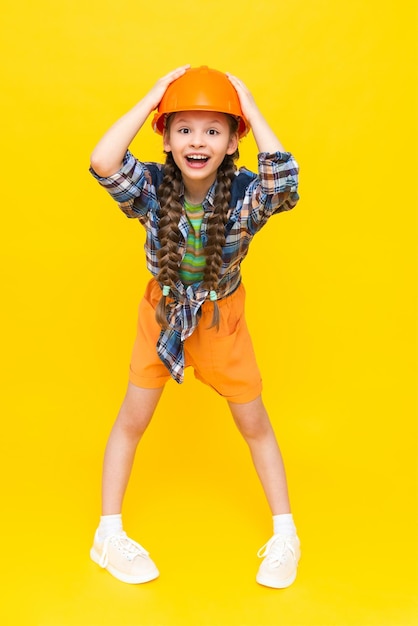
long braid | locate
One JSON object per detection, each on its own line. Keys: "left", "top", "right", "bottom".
{"left": 155, "top": 113, "right": 239, "bottom": 330}
{"left": 203, "top": 154, "right": 237, "bottom": 329}
{"left": 155, "top": 152, "right": 183, "bottom": 328}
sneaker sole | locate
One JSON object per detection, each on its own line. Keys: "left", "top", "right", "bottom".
{"left": 256, "top": 571, "right": 297, "bottom": 589}
{"left": 90, "top": 547, "right": 159, "bottom": 584}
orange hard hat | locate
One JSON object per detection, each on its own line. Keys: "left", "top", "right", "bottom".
{"left": 152, "top": 66, "right": 250, "bottom": 137}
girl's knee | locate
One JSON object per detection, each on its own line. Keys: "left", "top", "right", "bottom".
{"left": 115, "top": 406, "right": 150, "bottom": 439}
{"left": 230, "top": 402, "right": 272, "bottom": 440}
{"left": 239, "top": 416, "right": 272, "bottom": 440}
{"left": 115, "top": 386, "right": 162, "bottom": 439}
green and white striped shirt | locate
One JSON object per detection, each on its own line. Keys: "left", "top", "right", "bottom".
{"left": 179, "top": 200, "right": 205, "bottom": 285}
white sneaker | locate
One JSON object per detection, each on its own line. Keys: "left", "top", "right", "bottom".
{"left": 90, "top": 531, "right": 159, "bottom": 584}
{"left": 256, "top": 534, "right": 300, "bottom": 588}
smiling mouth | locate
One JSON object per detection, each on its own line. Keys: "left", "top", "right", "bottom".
{"left": 186, "top": 154, "right": 209, "bottom": 163}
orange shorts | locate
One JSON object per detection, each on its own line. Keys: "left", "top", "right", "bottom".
{"left": 129, "top": 278, "right": 262, "bottom": 404}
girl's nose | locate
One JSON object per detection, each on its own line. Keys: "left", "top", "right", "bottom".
{"left": 190, "top": 132, "right": 205, "bottom": 147}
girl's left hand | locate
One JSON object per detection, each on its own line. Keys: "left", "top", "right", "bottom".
{"left": 226, "top": 72, "right": 285, "bottom": 153}
{"left": 226, "top": 73, "right": 260, "bottom": 123}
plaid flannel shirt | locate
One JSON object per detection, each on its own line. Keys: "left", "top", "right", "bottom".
{"left": 90, "top": 149, "right": 299, "bottom": 383}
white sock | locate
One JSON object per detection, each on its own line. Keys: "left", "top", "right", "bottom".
{"left": 97, "top": 514, "right": 123, "bottom": 542}
{"left": 273, "top": 513, "right": 297, "bottom": 537}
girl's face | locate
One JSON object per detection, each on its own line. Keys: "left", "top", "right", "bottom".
{"left": 163, "top": 110, "right": 238, "bottom": 193}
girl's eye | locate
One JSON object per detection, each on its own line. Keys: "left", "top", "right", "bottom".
{"left": 207, "top": 129, "right": 219, "bottom": 135}
{"left": 179, "top": 128, "right": 190, "bottom": 134}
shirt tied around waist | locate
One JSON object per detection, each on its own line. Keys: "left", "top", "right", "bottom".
{"left": 156, "top": 274, "right": 241, "bottom": 384}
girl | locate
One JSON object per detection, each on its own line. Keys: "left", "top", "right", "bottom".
{"left": 89, "top": 65, "right": 300, "bottom": 589}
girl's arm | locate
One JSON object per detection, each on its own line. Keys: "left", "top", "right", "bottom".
{"left": 226, "top": 74, "right": 286, "bottom": 154}
{"left": 90, "top": 65, "right": 190, "bottom": 178}
{"left": 227, "top": 73, "right": 299, "bottom": 222}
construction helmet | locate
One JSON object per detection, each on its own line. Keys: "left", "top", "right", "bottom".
{"left": 152, "top": 66, "right": 250, "bottom": 137}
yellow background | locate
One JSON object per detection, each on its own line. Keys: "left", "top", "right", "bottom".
{"left": 1, "top": 1, "right": 417, "bottom": 625}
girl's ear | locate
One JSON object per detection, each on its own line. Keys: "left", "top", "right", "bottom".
{"left": 163, "top": 131, "right": 171, "bottom": 153}
{"left": 226, "top": 133, "right": 239, "bottom": 156}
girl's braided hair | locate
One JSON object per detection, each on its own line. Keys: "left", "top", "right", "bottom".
{"left": 155, "top": 114, "right": 240, "bottom": 330}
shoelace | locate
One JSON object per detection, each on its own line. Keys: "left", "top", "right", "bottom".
{"left": 257, "top": 534, "right": 296, "bottom": 566}
{"left": 99, "top": 532, "right": 149, "bottom": 568}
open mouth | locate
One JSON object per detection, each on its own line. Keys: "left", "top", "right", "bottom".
{"left": 186, "top": 154, "right": 209, "bottom": 164}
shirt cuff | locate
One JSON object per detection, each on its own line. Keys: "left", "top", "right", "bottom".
{"left": 89, "top": 151, "right": 146, "bottom": 203}
{"left": 257, "top": 150, "right": 292, "bottom": 162}
{"left": 258, "top": 151, "right": 299, "bottom": 195}
{"left": 89, "top": 150, "right": 135, "bottom": 179}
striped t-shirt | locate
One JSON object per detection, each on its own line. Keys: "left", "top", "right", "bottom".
{"left": 179, "top": 200, "right": 205, "bottom": 285}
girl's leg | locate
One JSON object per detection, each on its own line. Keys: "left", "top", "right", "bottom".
{"left": 101, "top": 382, "right": 164, "bottom": 515}
{"left": 227, "top": 394, "right": 291, "bottom": 515}
{"left": 91, "top": 383, "right": 164, "bottom": 584}
{"left": 228, "top": 394, "right": 300, "bottom": 589}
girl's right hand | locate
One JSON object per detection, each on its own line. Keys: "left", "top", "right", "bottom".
{"left": 90, "top": 65, "right": 190, "bottom": 178}
{"left": 145, "top": 65, "right": 190, "bottom": 112}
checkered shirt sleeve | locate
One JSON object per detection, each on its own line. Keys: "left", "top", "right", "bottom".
{"left": 89, "top": 151, "right": 161, "bottom": 222}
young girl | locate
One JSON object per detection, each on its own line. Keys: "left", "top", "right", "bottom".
{"left": 89, "top": 65, "right": 300, "bottom": 589}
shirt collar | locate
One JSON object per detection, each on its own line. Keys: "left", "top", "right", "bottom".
{"left": 205, "top": 181, "right": 217, "bottom": 208}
